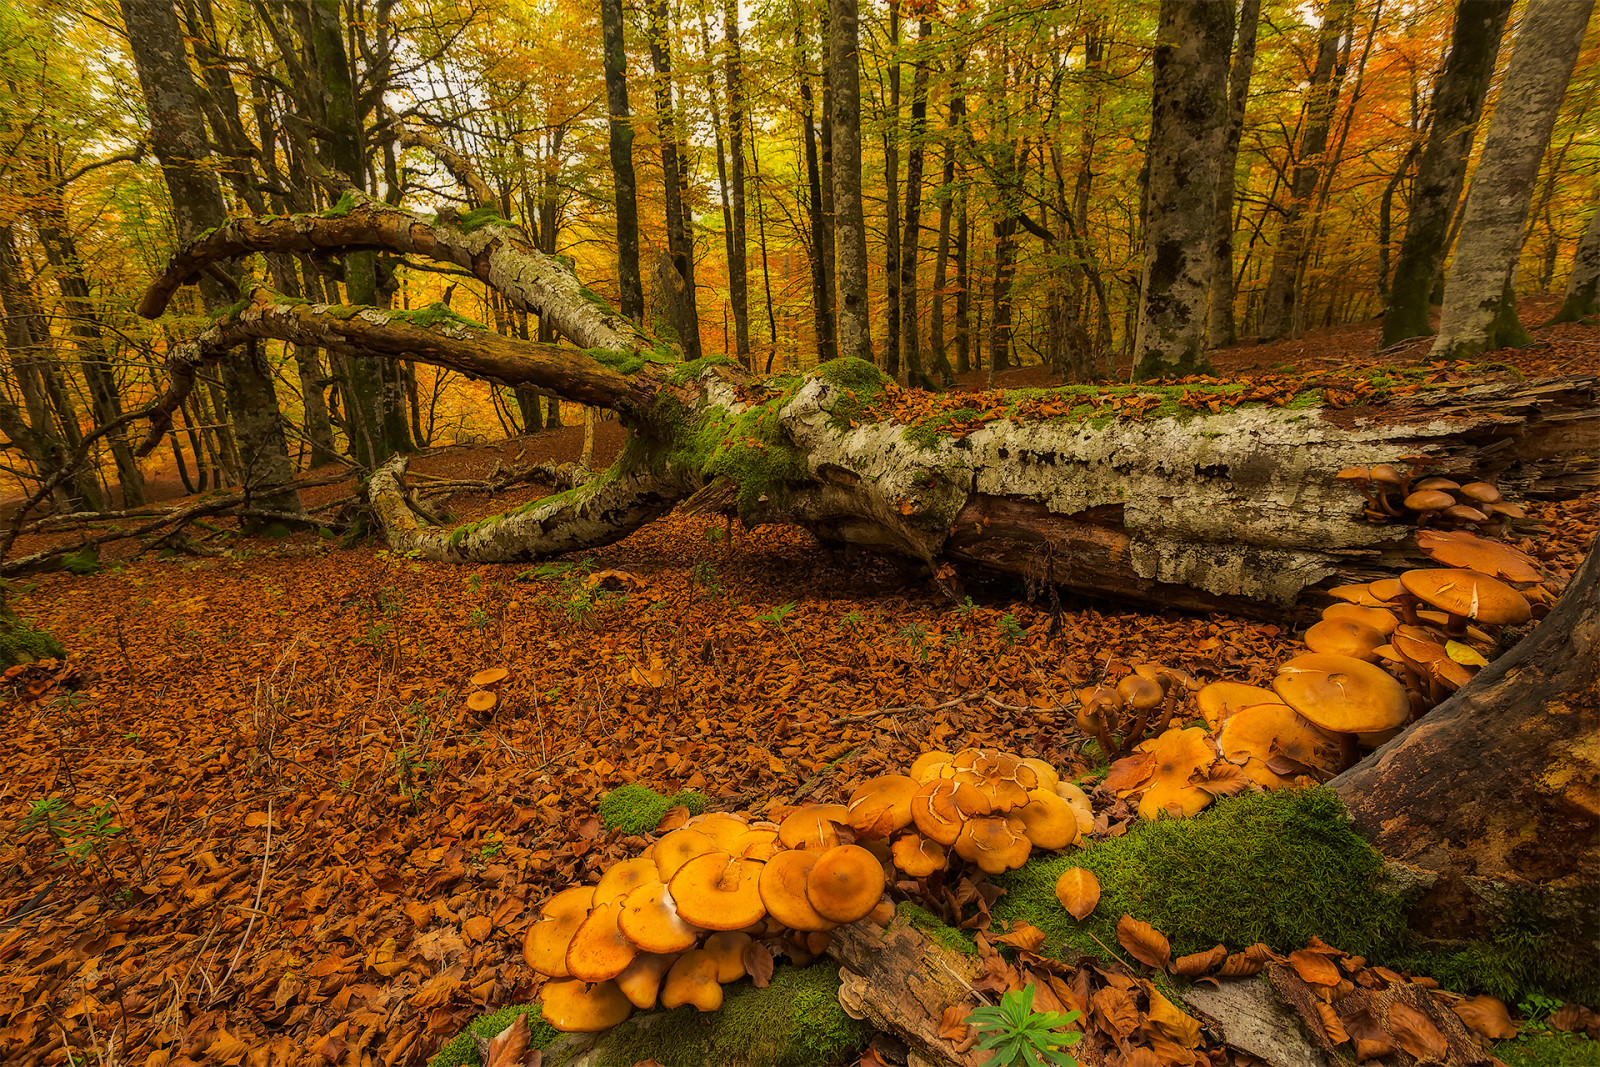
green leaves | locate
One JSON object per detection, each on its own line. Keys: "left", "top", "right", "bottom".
{"left": 967, "top": 985, "right": 1083, "bottom": 1067}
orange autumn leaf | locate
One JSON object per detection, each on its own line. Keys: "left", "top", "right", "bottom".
{"left": 463, "top": 915, "right": 493, "bottom": 944}
{"left": 995, "top": 922, "right": 1046, "bottom": 952}
{"left": 1172, "top": 944, "right": 1226, "bottom": 977}
{"left": 1116, "top": 915, "right": 1171, "bottom": 971}
{"left": 937, "top": 1003, "right": 971, "bottom": 1043}
{"left": 1054, "top": 868, "right": 1100, "bottom": 921}
{"left": 1316, "top": 1002, "right": 1349, "bottom": 1045}
{"left": 1287, "top": 948, "right": 1341, "bottom": 986}
{"left": 1386, "top": 1000, "right": 1448, "bottom": 1062}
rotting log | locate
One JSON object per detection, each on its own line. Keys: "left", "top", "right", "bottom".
{"left": 1332, "top": 538, "right": 1599, "bottom": 993}
{"left": 825, "top": 916, "right": 985, "bottom": 1067}
{"left": 135, "top": 190, "right": 1600, "bottom": 617}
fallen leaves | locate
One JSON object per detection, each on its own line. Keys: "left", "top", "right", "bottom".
{"left": 1053, "top": 868, "right": 1100, "bottom": 921}
{"left": 1115, "top": 915, "right": 1171, "bottom": 972}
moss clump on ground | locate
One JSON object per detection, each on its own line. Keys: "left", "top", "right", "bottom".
{"left": 991, "top": 788, "right": 1408, "bottom": 965}
{"left": 898, "top": 901, "right": 978, "bottom": 955}
{"left": 1493, "top": 1031, "right": 1599, "bottom": 1067}
{"left": 427, "top": 1003, "right": 558, "bottom": 1067}
{"left": 578, "top": 963, "right": 871, "bottom": 1067}
{"left": 597, "top": 783, "right": 709, "bottom": 834}
{"left": 0, "top": 611, "right": 65, "bottom": 668}
{"left": 1386, "top": 897, "right": 1600, "bottom": 1006}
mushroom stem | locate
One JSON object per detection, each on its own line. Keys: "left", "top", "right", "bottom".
{"left": 1444, "top": 611, "right": 1469, "bottom": 638}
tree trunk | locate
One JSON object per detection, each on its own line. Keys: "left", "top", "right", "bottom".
{"left": 600, "top": 0, "right": 645, "bottom": 323}
{"left": 883, "top": 0, "right": 902, "bottom": 381}
{"left": 1132, "top": 0, "right": 1231, "bottom": 379}
{"left": 799, "top": 17, "right": 836, "bottom": 364}
{"left": 138, "top": 196, "right": 1600, "bottom": 620}
{"left": 1431, "top": 0, "right": 1595, "bottom": 360}
{"left": 900, "top": 16, "right": 933, "bottom": 391}
{"left": 954, "top": 183, "right": 971, "bottom": 374}
{"left": 1332, "top": 539, "right": 1599, "bottom": 994}
{"left": 1382, "top": 0, "right": 1514, "bottom": 347}
{"left": 723, "top": 0, "right": 751, "bottom": 369}
{"left": 830, "top": 0, "right": 873, "bottom": 366}
{"left": 930, "top": 62, "right": 963, "bottom": 386}
{"left": 1547, "top": 199, "right": 1600, "bottom": 324}
{"left": 1256, "top": 0, "right": 1352, "bottom": 343}
{"left": 1205, "top": 0, "right": 1260, "bottom": 351}
{"left": 648, "top": 0, "right": 702, "bottom": 359}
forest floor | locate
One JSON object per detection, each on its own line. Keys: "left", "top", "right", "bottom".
{"left": 0, "top": 303, "right": 1596, "bottom": 1066}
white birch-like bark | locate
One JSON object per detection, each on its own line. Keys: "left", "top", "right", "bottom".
{"left": 1431, "top": 0, "right": 1595, "bottom": 359}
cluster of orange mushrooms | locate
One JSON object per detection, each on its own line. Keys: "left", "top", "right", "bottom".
{"left": 1108, "top": 528, "right": 1551, "bottom": 820}
{"left": 522, "top": 748, "right": 1094, "bottom": 1032}
{"left": 1338, "top": 464, "right": 1526, "bottom": 533}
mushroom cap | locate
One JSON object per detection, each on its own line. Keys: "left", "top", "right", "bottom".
{"left": 616, "top": 881, "right": 701, "bottom": 953}
{"left": 1130, "top": 726, "right": 1217, "bottom": 821}
{"left": 777, "top": 804, "right": 850, "bottom": 851}
{"left": 668, "top": 853, "right": 766, "bottom": 931}
{"left": 1116, "top": 674, "right": 1165, "bottom": 711}
{"left": 1415, "top": 530, "right": 1543, "bottom": 584}
{"left": 1329, "top": 583, "right": 1388, "bottom": 608}
{"left": 1052, "top": 780, "right": 1095, "bottom": 835}
{"left": 685, "top": 812, "right": 751, "bottom": 852}
{"left": 909, "top": 750, "right": 955, "bottom": 783}
{"left": 615, "top": 951, "right": 679, "bottom": 1010}
{"left": 1335, "top": 466, "right": 1370, "bottom": 482}
{"left": 952, "top": 816, "right": 1033, "bottom": 874}
{"left": 1196, "top": 681, "right": 1285, "bottom": 731}
{"left": 1391, "top": 631, "right": 1476, "bottom": 691}
{"left": 1303, "top": 618, "right": 1386, "bottom": 661}
{"left": 1014, "top": 789, "right": 1080, "bottom": 850}
{"left": 523, "top": 885, "right": 597, "bottom": 977}
{"left": 566, "top": 899, "right": 639, "bottom": 982}
{"left": 1400, "top": 569, "right": 1531, "bottom": 626}
{"left": 806, "top": 844, "right": 887, "bottom": 923}
{"left": 1404, "top": 489, "right": 1454, "bottom": 512}
{"left": 728, "top": 827, "right": 781, "bottom": 862}
{"left": 757, "top": 850, "right": 837, "bottom": 932}
{"left": 1320, "top": 602, "right": 1399, "bottom": 636}
{"left": 594, "top": 858, "right": 662, "bottom": 906}
{"left": 660, "top": 949, "right": 724, "bottom": 1012}
{"left": 470, "top": 666, "right": 510, "bottom": 687}
{"left": 1136, "top": 663, "right": 1201, "bottom": 693}
{"left": 1272, "top": 653, "right": 1410, "bottom": 733}
{"left": 1369, "top": 578, "right": 1407, "bottom": 603}
{"left": 1217, "top": 702, "right": 1343, "bottom": 787}
{"left": 1369, "top": 464, "right": 1404, "bottom": 486}
{"left": 949, "top": 748, "right": 1038, "bottom": 812}
{"left": 911, "top": 778, "right": 992, "bottom": 845}
{"left": 701, "top": 931, "right": 752, "bottom": 983}
{"left": 1443, "top": 504, "right": 1488, "bottom": 523}
{"left": 1412, "top": 477, "right": 1461, "bottom": 493}
{"left": 539, "top": 978, "right": 634, "bottom": 1032}
{"left": 847, "top": 774, "right": 920, "bottom": 839}
{"left": 652, "top": 828, "right": 724, "bottom": 882}
{"left": 1019, "top": 757, "right": 1060, "bottom": 793}
{"left": 465, "top": 690, "right": 498, "bottom": 713}
{"left": 1458, "top": 481, "right": 1500, "bottom": 504}
{"left": 890, "top": 832, "right": 949, "bottom": 877}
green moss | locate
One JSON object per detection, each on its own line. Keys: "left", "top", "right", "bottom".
{"left": 322, "top": 304, "right": 364, "bottom": 320}
{"left": 578, "top": 964, "right": 871, "bottom": 1067}
{"left": 323, "top": 191, "right": 357, "bottom": 218}
{"left": 660, "top": 385, "right": 811, "bottom": 520}
{"left": 61, "top": 547, "right": 101, "bottom": 575}
{"left": 665, "top": 355, "right": 738, "bottom": 385}
{"left": 454, "top": 205, "right": 510, "bottom": 233}
{"left": 903, "top": 406, "right": 984, "bottom": 449}
{"left": 427, "top": 1003, "right": 558, "bottom": 1067}
{"left": 585, "top": 346, "right": 678, "bottom": 376}
{"left": 991, "top": 789, "right": 1409, "bottom": 966}
{"left": 596, "top": 783, "right": 709, "bottom": 834}
{"left": 577, "top": 285, "right": 621, "bottom": 318}
{"left": 0, "top": 614, "right": 65, "bottom": 668}
{"left": 208, "top": 297, "right": 250, "bottom": 322}
{"left": 392, "top": 303, "right": 488, "bottom": 331}
{"left": 448, "top": 512, "right": 505, "bottom": 548}
{"left": 1493, "top": 1032, "right": 1599, "bottom": 1067}
{"left": 898, "top": 901, "right": 978, "bottom": 955}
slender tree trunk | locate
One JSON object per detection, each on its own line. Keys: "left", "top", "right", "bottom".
{"left": 954, "top": 184, "right": 970, "bottom": 374}
{"left": 1132, "top": 0, "right": 1231, "bottom": 379}
{"left": 820, "top": 8, "right": 838, "bottom": 352}
{"left": 899, "top": 17, "right": 932, "bottom": 390}
{"left": 748, "top": 111, "right": 779, "bottom": 362}
{"left": 1546, "top": 199, "right": 1600, "bottom": 324}
{"left": 989, "top": 212, "right": 1019, "bottom": 374}
{"left": 830, "top": 0, "right": 873, "bottom": 365}
{"left": 1205, "top": 0, "right": 1260, "bottom": 350}
{"left": 1432, "top": 0, "right": 1595, "bottom": 359}
{"left": 930, "top": 63, "right": 963, "bottom": 385}
{"left": 600, "top": 0, "right": 645, "bottom": 322}
{"left": 1381, "top": 0, "right": 1514, "bottom": 346}
{"left": 1376, "top": 142, "right": 1419, "bottom": 302}
{"left": 799, "top": 18, "right": 837, "bottom": 363}
{"left": 724, "top": 0, "right": 751, "bottom": 368}
{"left": 883, "top": 0, "right": 902, "bottom": 380}
{"left": 1257, "top": 0, "right": 1353, "bottom": 342}
{"left": 648, "top": 0, "right": 702, "bottom": 359}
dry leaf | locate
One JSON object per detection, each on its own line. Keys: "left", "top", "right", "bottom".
{"left": 1316, "top": 1002, "right": 1349, "bottom": 1045}
{"left": 742, "top": 941, "right": 774, "bottom": 988}
{"left": 1451, "top": 994, "right": 1517, "bottom": 1040}
{"left": 1288, "top": 949, "right": 1341, "bottom": 987}
{"left": 1116, "top": 915, "right": 1171, "bottom": 971}
{"left": 463, "top": 915, "right": 493, "bottom": 944}
{"left": 1054, "top": 868, "right": 1100, "bottom": 922}
{"left": 1172, "top": 944, "right": 1226, "bottom": 977}
{"left": 1091, "top": 985, "right": 1140, "bottom": 1041}
{"left": 1386, "top": 1000, "right": 1448, "bottom": 1063}
{"left": 937, "top": 1003, "right": 971, "bottom": 1043}
{"left": 1139, "top": 979, "right": 1201, "bottom": 1048}
{"left": 482, "top": 1014, "right": 529, "bottom": 1067}
{"left": 996, "top": 922, "right": 1046, "bottom": 952}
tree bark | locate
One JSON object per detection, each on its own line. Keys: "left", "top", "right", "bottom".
{"left": 1205, "top": 0, "right": 1260, "bottom": 351}
{"left": 900, "top": 16, "right": 933, "bottom": 391}
{"left": 1430, "top": 0, "right": 1595, "bottom": 360}
{"left": 648, "top": 0, "right": 702, "bottom": 359}
{"left": 930, "top": 61, "right": 963, "bottom": 385}
{"left": 1382, "top": 0, "right": 1514, "bottom": 347}
{"left": 723, "top": 0, "right": 751, "bottom": 369}
{"left": 600, "top": 0, "right": 645, "bottom": 323}
{"left": 139, "top": 194, "right": 1600, "bottom": 619}
{"left": 1256, "top": 0, "right": 1352, "bottom": 343}
{"left": 1132, "top": 0, "right": 1232, "bottom": 379}
{"left": 830, "top": 0, "right": 873, "bottom": 366}
{"left": 954, "top": 181, "right": 971, "bottom": 374}
{"left": 883, "top": 0, "right": 903, "bottom": 381}
{"left": 1547, "top": 198, "right": 1600, "bottom": 324}
{"left": 1332, "top": 539, "right": 1598, "bottom": 991}
{"left": 799, "top": 17, "right": 837, "bottom": 364}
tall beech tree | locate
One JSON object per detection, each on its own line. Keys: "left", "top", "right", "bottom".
{"left": 1432, "top": 0, "right": 1595, "bottom": 360}
{"left": 648, "top": 0, "right": 702, "bottom": 359}
{"left": 600, "top": 0, "right": 644, "bottom": 323}
{"left": 1131, "top": 0, "right": 1231, "bottom": 379}
{"left": 899, "top": 15, "right": 933, "bottom": 390}
{"left": 830, "top": 0, "right": 872, "bottom": 366}
{"left": 118, "top": 0, "right": 301, "bottom": 514}
{"left": 1548, "top": 200, "right": 1600, "bottom": 325}
{"left": 1381, "top": 0, "right": 1514, "bottom": 346}
{"left": 1205, "top": 0, "right": 1260, "bottom": 350}
{"left": 723, "top": 0, "right": 751, "bottom": 367}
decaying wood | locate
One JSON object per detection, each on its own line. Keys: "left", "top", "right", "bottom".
{"left": 825, "top": 916, "right": 985, "bottom": 1067}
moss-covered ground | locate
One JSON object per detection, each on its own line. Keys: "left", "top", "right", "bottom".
{"left": 1492, "top": 1031, "right": 1600, "bottom": 1067}
{"left": 0, "top": 611, "right": 64, "bottom": 668}
{"left": 595, "top": 782, "right": 709, "bottom": 834}
{"left": 426, "top": 1004, "right": 559, "bottom": 1067}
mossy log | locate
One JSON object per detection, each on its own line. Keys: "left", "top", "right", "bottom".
{"left": 137, "top": 190, "right": 1599, "bottom": 617}
{"left": 1331, "top": 538, "right": 1599, "bottom": 1002}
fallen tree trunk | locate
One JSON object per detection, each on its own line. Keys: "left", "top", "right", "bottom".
{"left": 135, "top": 193, "right": 1600, "bottom": 617}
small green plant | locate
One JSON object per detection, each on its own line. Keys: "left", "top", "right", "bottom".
{"left": 999, "top": 613, "right": 1028, "bottom": 646}
{"left": 895, "top": 622, "right": 931, "bottom": 662}
{"left": 837, "top": 610, "right": 865, "bottom": 632}
{"left": 1517, "top": 992, "right": 1562, "bottom": 1023}
{"left": 966, "top": 985, "right": 1082, "bottom": 1067}
{"left": 691, "top": 560, "right": 723, "bottom": 596}
{"left": 756, "top": 602, "right": 796, "bottom": 630}
{"left": 19, "top": 797, "right": 123, "bottom": 868}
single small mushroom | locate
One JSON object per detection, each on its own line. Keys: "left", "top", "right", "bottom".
{"left": 1442, "top": 504, "right": 1489, "bottom": 525}
{"left": 1271, "top": 653, "right": 1410, "bottom": 766}
{"left": 1019, "top": 757, "right": 1060, "bottom": 793}
{"left": 949, "top": 749, "right": 1037, "bottom": 812}
{"left": 1116, "top": 674, "right": 1167, "bottom": 748}
{"left": 1052, "top": 780, "right": 1095, "bottom": 836}
{"left": 470, "top": 666, "right": 510, "bottom": 688}
{"left": 651, "top": 828, "right": 723, "bottom": 881}
{"left": 846, "top": 774, "right": 920, "bottom": 839}
{"left": 615, "top": 951, "right": 680, "bottom": 1010}
{"left": 1399, "top": 568, "right": 1531, "bottom": 636}
{"left": 757, "top": 850, "right": 837, "bottom": 932}
{"left": 953, "top": 815, "right": 1033, "bottom": 874}
{"left": 701, "top": 931, "right": 752, "bottom": 983}
{"left": 1013, "top": 788, "right": 1079, "bottom": 850}
{"left": 1458, "top": 481, "right": 1500, "bottom": 506}
{"left": 1403, "top": 489, "right": 1455, "bottom": 519}
{"left": 1196, "top": 681, "right": 1286, "bottom": 732}
{"left": 660, "top": 949, "right": 724, "bottom": 1012}
{"left": 465, "top": 690, "right": 497, "bottom": 714}
{"left": 1328, "top": 583, "right": 1390, "bottom": 608}
{"left": 1075, "top": 685, "right": 1125, "bottom": 759}
{"left": 890, "top": 832, "right": 949, "bottom": 877}
{"left": 1303, "top": 618, "right": 1386, "bottom": 662}
{"left": 616, "top": 881, "right": 702, "bottom": 953}
{"left": 806, "top": 844, "right": 887, "bottom": 923}
{"left": 1412, "top": 477, "right": 1461, "bottom": 493}
{"left": 668, "top": 853, "right": 767, "bottom": 931}
{"left": 540, "top": 978, "right": 634, "bottom": 1032}
{"left": 1320, "top": 601, "right": 1399, "bottom": 636}
{"left": 593, "top": 858, "right": 661, "bottom": 906}
{"left": 523, "top": 885, "right": 596, "bottom": 978}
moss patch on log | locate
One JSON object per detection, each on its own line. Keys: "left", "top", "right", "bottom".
{"left": 897, "top": 901, "right": 978, "bottom": 956}
{"left": 391, "top": 303, "right": 487, "bottom": 331}
{"left": 426, "top": 1004, "right": 558, "bottom": 1067}
{"left": 596, "top": 783, "right": 708, "bottom": 834}
{"left": 991, "top": 789, "right": 1409, "bottom": 964}
{"left": 0, "top": 613, "right": 64, "bottom": 668}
